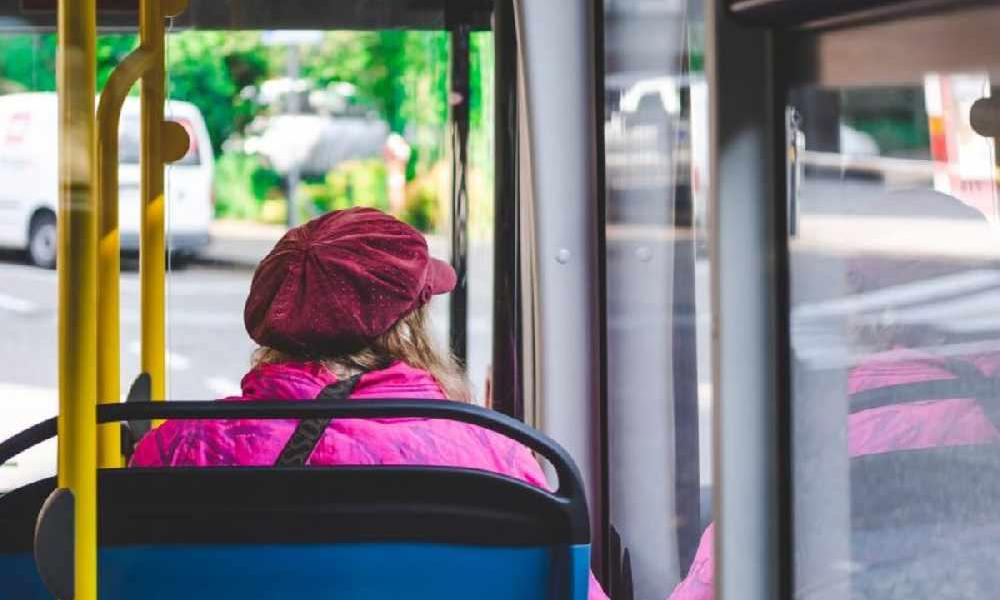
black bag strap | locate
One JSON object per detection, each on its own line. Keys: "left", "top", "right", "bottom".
{"left": 275, "top": 373, "right": 364, "bottom": 467}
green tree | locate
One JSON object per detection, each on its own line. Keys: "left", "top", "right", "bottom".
{"left": 0, "top": 33, "right": 137, "bottom": 93}
{"left": 97, "top": 34, "right": 139, "bottom": 89}
{"left": 299, "top": 31, "right": 450, "bottom": 159}
{"left": 0, "top": 34, "right": 55, "bottom": 92}
{"left": 166, "top": 31, "right": 272, "bottom": 156}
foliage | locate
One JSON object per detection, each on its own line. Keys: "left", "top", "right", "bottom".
{"left": 167, "top": 31, "right": 272, "bottom": 156}
{"left": 403, "top": 172, "right": 443, "bottom": 233}
{"left": 0, "top": 32, "right": 272, "bottom": 157}
{"left": 213, "top": 151, "right": 282, "bottom": 220}
{"left": 840, "top": 87, "right": 931, "bottom": 159}
{"left": 97, "top": 35, "right": 139, "bottom": 90}
{"left": 0, "top": 34, "right": 55, "bottom": 92}
{"left": 260, "top": 198, "right": 288, "bottom": 225}
{"left": 0, "top": 33, "right": 137, "bottom": 92}
{"left": 299, "top": 30, "right": 452, "bottom": 181}
{"left": 298, "top": 159, "right": 389, "bottom": 217}
{"left": 0, "top": 29, "right": 498, "bottom": 236}
{"left": 467, "top": 32, "right": 495, "bottom": 240}
{"left": 468, "top": 32, "right": 493, "bottom": 131}
{"left": 845, "top": 117, "right": 931, "bottom": 159}
{"left": 299, "top": 31, "right": 450, "bottom": 137}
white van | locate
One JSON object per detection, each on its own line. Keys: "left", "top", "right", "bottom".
{"left": 0, "top": 92, "right": 214, "bottom": 267}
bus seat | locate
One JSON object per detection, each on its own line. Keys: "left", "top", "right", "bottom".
{"left": 0, "top": 401, "right": 591, "bottom": 600}
{"left": 0, "top": 467, "right": 589, "bottom": 599}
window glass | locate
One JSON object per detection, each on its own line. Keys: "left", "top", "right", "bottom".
{"left": 120, "top": 115, "right": 201, "bottom": 166}
{"left": 603, "top": 0, "right": 712, "bottom": 597}
{"left": 0, "top": 30, "right": 62, "bottom": 492}
{"left": 789, "top": 72, "right": 1000, "bottom": 598}
{"left": 159, "top": 27, "right": 491, "bottom": 401}
{"left": 0, "top": 21, "right": 494, "bottom": 490}
{"left": 465, "top": 30, "right": 495, "bottom": 402}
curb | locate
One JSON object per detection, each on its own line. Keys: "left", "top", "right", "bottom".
{"left": 199, "top": 220, "right": 450, "bottom": 269}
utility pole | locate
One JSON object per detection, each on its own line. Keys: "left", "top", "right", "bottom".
{"left": 285, "top": 42, "right": 301, "bottom": 228}
{"left": 261, "top": 30, "right": 323, "bottom": 228}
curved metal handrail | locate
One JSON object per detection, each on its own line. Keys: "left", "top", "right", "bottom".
{"left": 96, "top": 46, "right": 155, "bottom": 469}
{"left": 0, "top": 418, "right": 57, "bottom": 471}
{"left": 0, "top": 400, "right": 588, "bottom": 512}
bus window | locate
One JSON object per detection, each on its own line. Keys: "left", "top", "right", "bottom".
{"left": 158, "top": 25, "right": 494, "bottom": 401}
{"left": 789, "top": 70, "right": 1000, "bottom": 597}
{"left": 0, "top": 19, "right": 496, "bottom": 495}
{"left": 0, "top": 29, "right": 60, "bottom": 492}
{"left": 603, "top": 0, "right": 711, "bottom": 597}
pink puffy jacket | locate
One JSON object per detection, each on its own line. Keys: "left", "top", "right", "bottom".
{"left": 669, "top": 348, "right": 1000, "bottom": 600}
{"left": 131, "top": 360, "right": 609, "bottom": 600}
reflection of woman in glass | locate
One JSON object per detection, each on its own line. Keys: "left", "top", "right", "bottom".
{"left": 669, "top": 190, "right": 1000, "bottom": 600}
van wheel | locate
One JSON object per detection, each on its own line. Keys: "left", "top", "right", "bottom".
{"left": 28, "top": 212, "right": 57, "bottom": 269}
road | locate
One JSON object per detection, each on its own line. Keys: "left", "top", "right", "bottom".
{"left": 0, "top": 233, "right": 495, "bottom": 491}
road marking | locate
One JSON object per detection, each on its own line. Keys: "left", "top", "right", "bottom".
{"left": 793, "top": 269, "right": 1000, "bottom": 321}
{"left": 0, "top": 264, "right": 57, "bottom": 284}
{"left": 0, "top": 383, "right": 57, "bottom": 493}
{"left": 205, "top": 377, "right": 241, "bottom": 397}
{"left": 792, "top": 270, "right": 1000, "bottom": 368}
{"left": 120, "top": 311, "right": 244, "bottom": 327}
{"left": 118, "top": 279, "right": 250, "bottom": 296}
{"left": 128, "top": 341, "right": 191, "bottom": 371}
{"left": 0, "top": 292, "right": 38, "bottom": 315}
{"left": 886, "top": 288, "right": 1000, "bottom": 326}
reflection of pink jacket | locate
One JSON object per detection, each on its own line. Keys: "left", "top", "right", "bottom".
{"left": 669, "top": 349, "right": 1000, "bottom": 600}
{"left": 131, "top": 360, "right": 609, "bottom": 600}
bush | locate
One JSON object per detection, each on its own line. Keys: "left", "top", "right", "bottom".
{"left": 213, "top": 151, "right": 282, "bottom": 220}
{"left": 298, "top": 181, "right": 334, "bottom": 220}
{"left": 340, "top": 160, "right": 389, "bottom": 212}
{"left": 259, "top": 198, "right": 287, "bottom": 225}
{"left": 301, "top": 159, "right": 390, "bottom": 215}
{"left": 403, "top": 161, "right": 448, "bottom": 233}
{"left": 403, "top": 185, "right": 437, "bottom": 233}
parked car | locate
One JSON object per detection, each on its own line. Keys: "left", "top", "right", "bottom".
{"left": 0, "top": 92, "right": 214, "bottom": 267}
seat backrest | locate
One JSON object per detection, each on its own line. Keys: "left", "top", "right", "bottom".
{"left": 0, "top": 399, "right": 592, "bottom": 600}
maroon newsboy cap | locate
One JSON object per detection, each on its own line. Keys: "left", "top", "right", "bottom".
{"left": 244, "top": 207, "right": 456, "bottom": 355}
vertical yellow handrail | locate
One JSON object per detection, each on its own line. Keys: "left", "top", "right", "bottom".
{"left": 57, "top": 0, "right": 98, "bottom": 597}
{"left": 97, "top": 48, "right": 156, "bottom": 468}
{"left": 65, "top": 0, "right": 189, "bottom": 592}
{"left": 141, "top": 0, "right": 167, "bottom": 407}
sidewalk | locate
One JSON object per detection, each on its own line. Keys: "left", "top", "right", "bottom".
{"left": 201, "top": 219, "right": 287, "bottom": 269}
{"left": 202, "top": 219, "right": 450, "bottom": 269}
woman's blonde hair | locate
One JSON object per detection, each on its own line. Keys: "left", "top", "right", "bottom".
{"left": 252, "top": 304, "right": 471, "bottom": 402}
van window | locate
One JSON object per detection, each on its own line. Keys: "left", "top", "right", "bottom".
{"left": 171, "top": 117, "right": 201, "bottom": 166}
{"left": 119, "top": 116, "right": 139, "bottom": 164}
{"left": 119, "top": 115, "right": 200, "bottom": 166}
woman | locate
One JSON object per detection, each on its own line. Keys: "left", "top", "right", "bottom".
{"left": 131, "top": 207, "right": 608, "bottom": 599}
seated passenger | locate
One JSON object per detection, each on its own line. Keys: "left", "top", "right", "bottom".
{"left": 131, "top": 207, "right": 608, "bottom": 600}
{"left": 668, "top": 190, "right": 1000, "bottom": 600}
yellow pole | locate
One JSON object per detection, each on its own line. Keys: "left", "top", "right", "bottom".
{"left": 141, "top": 0, "right": 167, "bottom": 406}
{"left": 97, "top": 48, "right": 156, "bottom": 468}
{"left": 57, "top": 0, "right": 98, "bottom": 596}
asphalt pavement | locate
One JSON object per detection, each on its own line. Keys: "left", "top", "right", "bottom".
{"left": 0, "top": 221, "right": 494, "bottom": 490}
